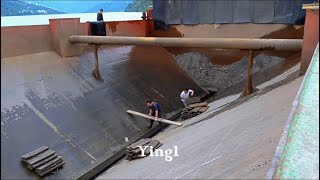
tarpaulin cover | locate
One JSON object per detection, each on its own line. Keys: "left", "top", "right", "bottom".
{"left": 253, "top": 0, "right": 275, "bottom": 23}
{"left": 214, "top": 0, "right": 233, "bottom": 24}
{"left": 274, "top": 0, "right": 295, "bottom": 23}
{"left": 197, "top": 0, "right": 215, "bottom": 24}
{"left": 166, "top": 0, "right": 181, "bottom": 25}
{"left": 181, "top": 0, "right": 198, "bottom": 24}
{"left": 232, "top": 0, "right": 252, "bottom": 23}
{"left": 153, "top": 0, "right": 314, "bottom": 29}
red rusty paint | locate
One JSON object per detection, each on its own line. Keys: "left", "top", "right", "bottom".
{"left": 147, "top": 6, "right": 153, "bottom": 20}
{"left": 107, "top": 21, "right": 119, "bottom": 34}
{"left": 300, "top": 9, "right": 319, "bottom": 74}
{"left": 106, "top": 20, "right": 148, "bottom": 37}
{"left": 1, "top": 25, "right": 54, "bottom": 58}
{"left": 86, "top": 22, "right": 92, "bottom": 36}
{"left": 147, "top": 7, "right": 154, "bottom": 36}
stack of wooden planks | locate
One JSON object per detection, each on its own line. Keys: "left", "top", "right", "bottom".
{"left": 181, "top": 102, "right": 209, "bottom": 120}
{"left": 21, "top": 146, "right": 64, "bottom": 176}
{"left": 125, "top": 138, "right": 162, "bottom": 161}
{"left": 185, "top": 96, "right": 201, "bottom": 105}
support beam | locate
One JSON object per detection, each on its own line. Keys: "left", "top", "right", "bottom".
{"left": 92, "top": 44, "right": 103, "bottom": 80}
{"left": 69, "top": 36, "right": 303, "bottom": 51}
{"left": 248, "top": 50, "right": 254, "bottom": 94}
{"left": 126, "top": 110, "right": 183, "bottom": 127}
{"left": 241, "top": 50, "right": 259, "bottom": 97}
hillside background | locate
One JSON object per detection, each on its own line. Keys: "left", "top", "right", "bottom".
{"left": 125, "top": 0, "right": 152, "bottom": 12}
{"left": 1, "top": 0, "right": 66, "bottom": 16}
{"left": 1, "top": 0, "right": 152, "bottom": 16}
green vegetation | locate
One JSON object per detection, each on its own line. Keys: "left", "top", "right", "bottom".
{"left": 125, "top": 0, "right": 152, "bottom": 12}
{"left": 1, "top": 0, "right": 65, "bottom": 16}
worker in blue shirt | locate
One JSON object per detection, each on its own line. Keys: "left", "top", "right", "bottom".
{"left": 146, "top": 100, "right": 163, "bottom": 129}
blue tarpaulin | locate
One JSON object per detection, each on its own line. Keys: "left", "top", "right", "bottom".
{"left": 153, "top": 0, "right": 314, "bottom": 29}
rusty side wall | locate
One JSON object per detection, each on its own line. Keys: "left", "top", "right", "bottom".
{"left": 49, "top": 18, "right": 84, "bottom": 57}
{"left": 1, "top": 20, "right": 302, "bottom": 59}
{"left": 300, "top": 9, "right": 319, "bottom": 74}
{"left": 1, "top": 25, "right": 53, "bottom": 58}
{"left": 1, "top": 20, "right": 148, "bottom": 58}
{"left": 105, "top": 20, "right": 148, "bottom": 37}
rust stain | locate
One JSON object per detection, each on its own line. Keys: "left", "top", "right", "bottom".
{"left": 151, "top": 26, "right": 184, "bottom": 37}
{"left": 127, "top": 20, "right": 141, "bottom": 24}
{"left": 107, "top": 21, "right": 119, "bottom": 34}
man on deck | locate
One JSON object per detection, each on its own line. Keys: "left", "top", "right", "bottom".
{"left": 97, "top": 9, "right": 104, "bottom": 21}
{"left": 146, "top": 100, "right": 163, "bottom": 129}
{"left": 180, "top": 88, "right": 195, "bottom": 106}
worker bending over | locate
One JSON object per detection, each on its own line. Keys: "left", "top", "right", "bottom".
{"left": 146, "top": 100, "right": 163, "bottom": 130}
{"left": 180, "top": 88, "right": 194, "bottom": 106}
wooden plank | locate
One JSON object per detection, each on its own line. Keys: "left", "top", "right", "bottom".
{"left": 27, "top": 154, "right": 58, "bottom": 170}
{"left": 199, "top": 106, "right": 209, "bottom": 112}
{"left": 188, "top": 102, "right": 208, "bottom": 108}
{"left": 21, "top": 146, "right": 49, "bottom": 160}
{"left": 127, "top": 148, "right": 141, "bottom": 155}
{"left": 126, "top": 110, "right": 183, "bottom": 126}
{"left": 191, "top": 107, "right": 202, "bottom": 113}
{"left": 154, "top": 142, "right": 163, "bottom": 149}
{"left": 186, "top": 97, "right": 201, "bottom": 105}
{"left": 36, "top": 159, "right": 64, "bottom": 174}
{"left": 37, "top": 162, "right": 65, "bottom": 177}
{"left": 206, "top": 87, "right": 218, "bottom": 93}
{"left": 132, "top": 154, "right": 146, "bottom": 159}
{"left": 36, "top": 156, "right": 63, "bottom": 172}
{"left": 25, "top": 150, "right": 56, "bottom": 165}
{"left": 127, "top": 138, "right": 151, "bottom": 150}
{"left": 145, "top": 140, "right": 161, "bottom": 155}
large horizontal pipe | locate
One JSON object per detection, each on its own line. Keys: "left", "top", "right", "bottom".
{"left": 69, "top": 35, "right": 303, "bottom": 51}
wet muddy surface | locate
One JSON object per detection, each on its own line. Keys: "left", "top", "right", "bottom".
{"left": 1, "top": 46, "right": 203, "bottom": 179}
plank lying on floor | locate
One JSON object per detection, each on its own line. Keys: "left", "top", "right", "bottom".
{"left": 27, "top": 154, "right": 58, "bottom": 170}
{"left": 127, "top": 138, "right": 152, "bottom": 150}
{"left": 186, "top": 97, "right": 201, "bottom": 105}
{"left": 126, "top": 110, "right": 183, "bottom": 126}
{"left": 199, "top": 106, "right": 209, "bottom": 112}
{"left": 21, "top": 146, "right": 49, "bottom": 160}
{"left": 191, "top": 107, "right": 202, "bottom": 113}
{"left": 24, "top": 150, "right": 56, "bottom": 165}
{"left": 36, "top": 156, "right": 63, "bottom": 172}
{"left": 188, "top": 102, "right": 208, "bottom": 108}
{"left": 38, "top": 162, "right": 65, "bottom": 177}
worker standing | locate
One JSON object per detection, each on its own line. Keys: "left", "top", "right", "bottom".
{"left": 146, "top": 100, "right": 163, "bottom": 129}
{"left": 180, "top": 88, "right": 194, "bottom": 106}
{"left": 97, "top": 9, "right": 104, "bottom": 21}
